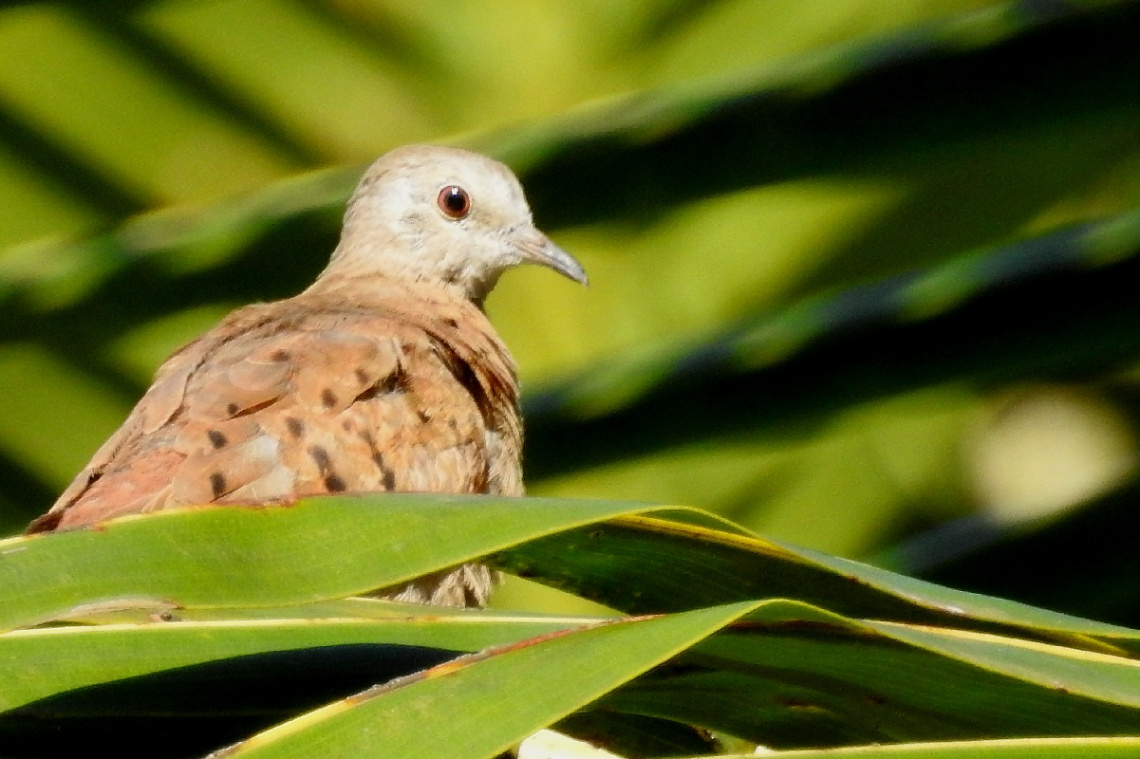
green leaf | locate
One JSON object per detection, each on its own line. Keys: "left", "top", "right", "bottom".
{"left": 0, "top": 494, "right": 652, "bottom": 631}
{"left": 0, "top": 608, "right": 605, "bottom": 712}
{"left": 7, "top": 496, "right": 1136, "bottom": 649}
{"left": 606, "top": 601, "right": 1140, "bottom": 744}
{"left": 209, "top": 601, "right": 759, "bottom": 759}
{"left": 713, "top": 737, "right": 1140, "bottom": 758}
{"left": 493, "top": 513, "right": 1139, "bottom": 647}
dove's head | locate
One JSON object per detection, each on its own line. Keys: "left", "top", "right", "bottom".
{"left": 321, "top": 145, "right": 586, "bottom": 303}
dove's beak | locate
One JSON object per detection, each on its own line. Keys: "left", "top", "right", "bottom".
{"left": 511, "top": 229, "right": 588, "bottom": 285}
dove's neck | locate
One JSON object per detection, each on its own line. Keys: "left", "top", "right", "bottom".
{"left": 314, "top": 231, "right": 501, "bottom": 307}
{"left": 304, "top": 257, "right": 489, "bottom": 316}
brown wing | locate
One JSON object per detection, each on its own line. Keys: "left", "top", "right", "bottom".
{"left": 29, "top": 289, "right": 523, "bottom": 534}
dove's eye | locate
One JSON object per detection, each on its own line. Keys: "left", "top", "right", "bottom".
{"left": 437, "top": 185, "right": 471, "bottom": 219}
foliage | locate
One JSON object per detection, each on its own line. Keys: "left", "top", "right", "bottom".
{"left": 6, "top": 496, "right": 1140, "bottom": 758}
{"left": 2, "top": 0, "right": 1140, "bottom": 756}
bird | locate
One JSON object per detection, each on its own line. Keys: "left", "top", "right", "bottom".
{"left": 26, "top": 144, "right": 587, "bottom": 607}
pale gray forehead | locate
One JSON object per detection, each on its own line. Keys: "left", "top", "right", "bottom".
{"left": 357, "top": 146, "right": 527, "bottom": 208}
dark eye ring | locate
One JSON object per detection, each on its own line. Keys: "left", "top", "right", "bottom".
{"left": 437, "top": 185, "right": 471, "bottom": 219}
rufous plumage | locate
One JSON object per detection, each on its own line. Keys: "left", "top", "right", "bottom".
{"left": 28, "top": 145, "right": 587, "bottom": 607}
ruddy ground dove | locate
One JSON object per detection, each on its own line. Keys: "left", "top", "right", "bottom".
{"left": 27, "top": 145, "right": 587, "bottom": 607}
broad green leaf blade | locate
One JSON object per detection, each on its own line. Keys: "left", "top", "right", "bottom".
{"left": 714, "top": 736, "right": 1140, "bottom": 758}
{"left": 0, "top": 610, "right": 604, "bottom": 712}
{"left": 603, "top": 602, "right": 1140, "bottom": 746}
{"left": 13, "top": 597, "right": 1140, "bottom": 754}
{"left": 52, "top": 596, "right": 550, "bottom": 625}
{"left": 493, "top": 515, "right": 1139, "bottom": 647}
{"left": 0, "top": 494, "right": 655, "bottom": 631}
{"left": 866, "top": 621, "right": 1140, "bottom": 708}
{"left": 210, "top": 601, "right": 759, "bottom": 759}
{"left": 7, "top": 495, "right": 1136, "bottom": 648}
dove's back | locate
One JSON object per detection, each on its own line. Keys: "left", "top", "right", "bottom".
{"left": 30, "top": 278, "right": 523, "bottom": 540}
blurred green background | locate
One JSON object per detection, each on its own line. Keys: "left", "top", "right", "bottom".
{"left": 4, "top": 0, "right": 1140, "bottom": 622}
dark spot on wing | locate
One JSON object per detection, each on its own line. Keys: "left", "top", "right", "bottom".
{"left": 308, "top": 445, "right": 345, "bottom": 492}
{"left": 308, "top": 446, "right": 332, "bottom": 472}
{"left": 270, "top": 350, "right": 290, "bottom": 362}
{"left": 360, "top": 433, "right": 396, "bottom": 490}
{"left": 285, "top": 417, "right": 304, "bottom": 438}
{"left": 321, "top": 388, "right": 338, "bottom": 409}
{"left": 210, "top": 472, "right": 227, "bottom": 499}
{"left": 450, "top": 359, "right": 494, "bottom": 423}
{"left": 207, "top": 430, "right": 227, "bottom": 449}
{"left": 372, "top": 450, "right": 396, "bottom": 490}
{"left": 226, "top": 403, "right": 240, "bottom": 416}
{"left": 354, "top": 370, "right": 401, "bottom": 404}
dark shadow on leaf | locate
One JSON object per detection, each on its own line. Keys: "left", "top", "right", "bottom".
{"left": 518, "top": 2, "right": 1140, "bottom": 231}
{"left": 0, "top": 451, "right": 55, "bottom": 533}
{"left": 908, "top": 474, "right": 1140, "bottom": 630}
{"left": 0, "top": 100, "right": 146, "bottom": 218}
{"left": 0, "top": 643, "right": 458, "bottom": 759}
{"left": 523, "top": 231, "right": 1140, "bottom": 481}
{"left": 70, "top": 6, "right": 318, "bottom": 165}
